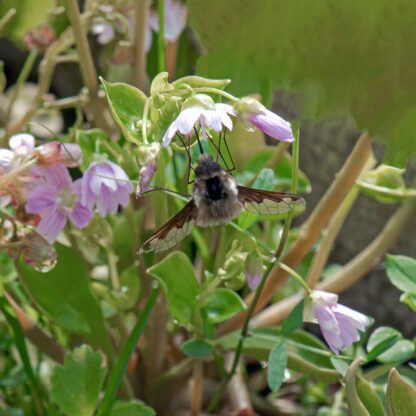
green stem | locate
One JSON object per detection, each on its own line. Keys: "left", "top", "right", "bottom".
{"left": 278, "top": 262, "right": 311, "bottom": 294}
{"left": 157, "top": 0, "right": 165, "bottom": 73}
{"left": 4, "top": 49, "right": 38, "bottom": 127}
{"left": 97, "top": 283, "right": 159, "bottom": 416}
{"left": 207, "top": 128, "right": 301, "bottom": 411}
{"left": 0, "top": 296, "right": 45, "bottom": 415}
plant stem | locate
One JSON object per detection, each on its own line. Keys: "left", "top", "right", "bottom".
{"left": 0, "top": 8, "right": 16, "bottom": 35}
{"left": 66, "top": 0, "right": 112, "bottom": 132}
{"left": 207, "top": 126, "right": 301, "bottom": 411}
{"left": 157, "top": 0, "right": 165, "bottom": 73}
{"left": 191, "top": 360, "right": 204, "bottom": 416}
{"left": 97, "top": 283, "right": 159, "bottom": 416}
{"left": 132, "top": 0, "right": 150, "bottom": 89}
{"left": 220, "top": 132, "right": 373, "bottom": 334}
{"left": 4, "top": 49, "right": 38, "bottom": 127}
{"left": 250, "top": 197, "right": 416, "bottom": 328}
{"left": 278, "top": 262, "right": 311, "bottom": 294}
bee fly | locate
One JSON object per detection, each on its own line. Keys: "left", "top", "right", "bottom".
{"left": 139, "top": 144, "right": 305, "bottom": 253}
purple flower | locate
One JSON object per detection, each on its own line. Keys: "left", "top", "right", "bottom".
{"left": 25, "top": 165, "right": 92, "bottom": 243}
{"left": 233, "top": 97, "right": 294, "bottom": 142}
{"left": 162, "top": 94, "right": 234, "bottom": 147}
{"left": 304, "top": 290, "right": 370, "bottom": 354}
{"left": 81, "top": 161, "right": 133, "bottom": 217}
{"left": 136, "top": 159, "right": 157, "bottom": 198}
{"left": 91, "top": 21, "right": 116, "bottom": 44}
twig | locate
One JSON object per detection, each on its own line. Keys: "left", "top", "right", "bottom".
{"left": 220, "top": 132, "right": 373, "bottom": 334}
{"left": 191, "top": 360, "right": 204, "bottom": 416}
{"left": 5, "top": 20, "right": 82, "bottom": 137}
{"left": 132, "top": 0, "right": 150, "bottom": 89}
{"left": 306, "top": 186, "right": 360, "bottom": 288}
{"left": 66, "top": 0, "right": 112, "bottom": 132}
{"left": 250, "top": 197, "right": 416, "bottom": 328}
{"left": 0, "top": 8, "right": 16, "bottom": 35}
{"left": 227, "top": 355, "right": 255, "bottom": 416}
{"left": 4, "top": 292, "right": 65, "bottom": 363}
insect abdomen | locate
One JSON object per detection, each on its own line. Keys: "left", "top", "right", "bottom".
{"left": 205, "top": 176, "right": 224, "bottom": 201}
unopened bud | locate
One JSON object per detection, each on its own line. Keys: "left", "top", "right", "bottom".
{"left": 182, "top": 94, "right": 216, "bottom": 111}
{"left": 233, "top": 96, "right": 265, "bottom": 117}
{"left": 136, "top": 142, "right": 160, "bottom": 166}
{"left": 24, "top": 24, "right": 56, "bottom": 53}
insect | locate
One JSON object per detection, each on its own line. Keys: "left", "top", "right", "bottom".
{"left": 138, "top": 134, "right": 305, "bottom": 253}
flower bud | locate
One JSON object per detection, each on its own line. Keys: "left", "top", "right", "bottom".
{"left": 136, "top": 142, "right": 161, "bottom": 166}
{"left": 362, "top": 164, "right": 405, "bottom": 189}
{"left": 24, "top": 24, "right": 56, "bottom": 53}
{"left": 35, "top": 142, "right": 61, "bottom": 165}
{"left": 59, "top": 143, "right": 83, "bottom": 167}
{"left": 217, "top": 240, "right": 248, "bottom": 291}
{"left": 245, "top": 255, "right": 265, "bottom": 291}
{"left": 182, "top": 94, "right": 216, "bottom": 111}
{"left": 233, "top": 96, "right": 265, "bottom": 117}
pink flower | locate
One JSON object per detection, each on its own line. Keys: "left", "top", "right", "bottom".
{"left": 304, "top": 290, "right": 370, "bottom": 354}
{"left": 162, "top": 94, "right": 234, "bottom": 147}
{"left": 136, "top": 159, "right": 157, "bottom": 198}
{"left": 233, "top": 97, "right": 294, "bottom": 142}
{"left": 80, "top": 161, "right": 133, "bottom": 217}
{"left": 245, "top": 256, "right": 264, "bottom": 291}
{"left": 25, "top": 165, "right": 92, "bottom": 243}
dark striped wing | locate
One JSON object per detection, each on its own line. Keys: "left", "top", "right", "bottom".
{"left": 237, "top": 186, "right": 305, "bottom": 215}
{"left": 138, "top": 200, "right": 197, "bottom": 254}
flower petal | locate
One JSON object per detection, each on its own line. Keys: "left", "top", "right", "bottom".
{"left": 9, "top": 133, "right": 35, "bottom": 153}
{"left": 68, "top": 203, "right": 93, "bottom": 228}
{"left": 36, "top": 209, "right": 66, "bottom": 243}
{"left": 177, "top": 107, "right": 204, "bottom": 135}
{"left": 249, "top": 109, "right": 294, "bottom": 142}
{"left": 314, "top": 304, "right": 343, "bottom": 354}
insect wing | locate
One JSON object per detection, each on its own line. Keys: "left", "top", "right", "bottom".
{"left": 138, "top": 200, "right": 197, "bottom": 253}
{"left": 238, "top": 186, "right": 305, "bottom": 215}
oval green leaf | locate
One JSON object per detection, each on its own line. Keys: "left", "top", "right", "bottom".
{"left": 180, "top": 339, "right": 213, "bottom": 358}
{"left": 267, "top": 341, "right": 288, "bottom": 392}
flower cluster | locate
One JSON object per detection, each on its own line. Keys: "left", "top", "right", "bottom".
{"left": 0, "top": 133, "right": 133, "bottom": 266}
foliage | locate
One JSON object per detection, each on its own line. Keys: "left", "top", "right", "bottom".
{"left": 0, "top": 0, "right": 415, "bottom": 415}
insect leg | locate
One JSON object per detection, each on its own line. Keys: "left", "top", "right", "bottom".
{"left": 176, "top": 133, "right": 194, "bottom": 185}
{"left": 193, "top": 127, "right": 205, "bottom": 155}
{"left": 223, "top": 130, "right": 236, "bottom": 172}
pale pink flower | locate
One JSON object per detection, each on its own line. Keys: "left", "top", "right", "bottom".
{"left": 162, "top": 95, "right": 234, "bottom": 147}
{"left": 233, "top": 97, "right": 294, "bottom": 142}
{"left": 80, "top": 161, "right": 133, "bottom": 217}
{"left": 25, "top": 165, "right": 92, "bottom": 243}
{"left": 304, "top": 290, "right": 370, "bottom": 354}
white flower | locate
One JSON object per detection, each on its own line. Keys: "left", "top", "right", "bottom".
{"left": 162, "top": 94, "right": 234, "bottom": 147}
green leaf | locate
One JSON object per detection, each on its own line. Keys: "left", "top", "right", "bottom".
{"left": 50, "top": 346, "right": 105, "bottom": 416}
{"left": 367, "top": 327, "right": 415, "bottom": 364}
{"left": 100, "top": 78, "right": 147, "bottom": 143}
{"left": 346, "top": 359, "right": 384, "bottom": 416}
{"left": 110, "top": 263, "right": 141, "bottom": 310}
{"left": 180, "top": 339, "right": 213, "bottom": 358}
{"left": 281, "top": 299, "right": 305, "bottom": 336}
{"left": 189, "top": 0, "right": 416, "bottom": 166}
{"left": 386, "top": 368, "right": 416, "bottom": 416}
{"left": 267, "top": 341, "right": 288, "bottom": 392}
{"left": 386, "top": 254, "right": 416, "bottom": 293}
{"left": 109, "top": 400, "right": 155, "bottom": 416}
{"left": 147, "top": 251, "right": 199, "bottom": 325}
{"left": 18, "top": 244, "right": 111, "bottom": 354}
{"left": 201, "top": 288, "right": 246, "bottom": 324}
{"left": 400, "top": 292, "right": 416, "bottom": 312}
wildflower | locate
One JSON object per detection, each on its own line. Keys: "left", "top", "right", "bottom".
{"left": 149, "top": 0, "right": 187, "bottom": 42}
{"left": 25, "top": 165, "right": 92, "bottom": 243}
{"left": 9, "top": 133, "right": 35, "bottom": 158}
{"left": 80, "top": 160, "right": 133, "bottom": 217}
{"left": 304, "top": 290, "right": 370, "bottom": 354}
{"left": 233, "top": 97, "right": 294, "bottom": 142}
{"left": 136, "top": 159, "right": 157, "bottom": 198}
{"left": 162, "top": 94, "right": 234, "bottom": 147}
